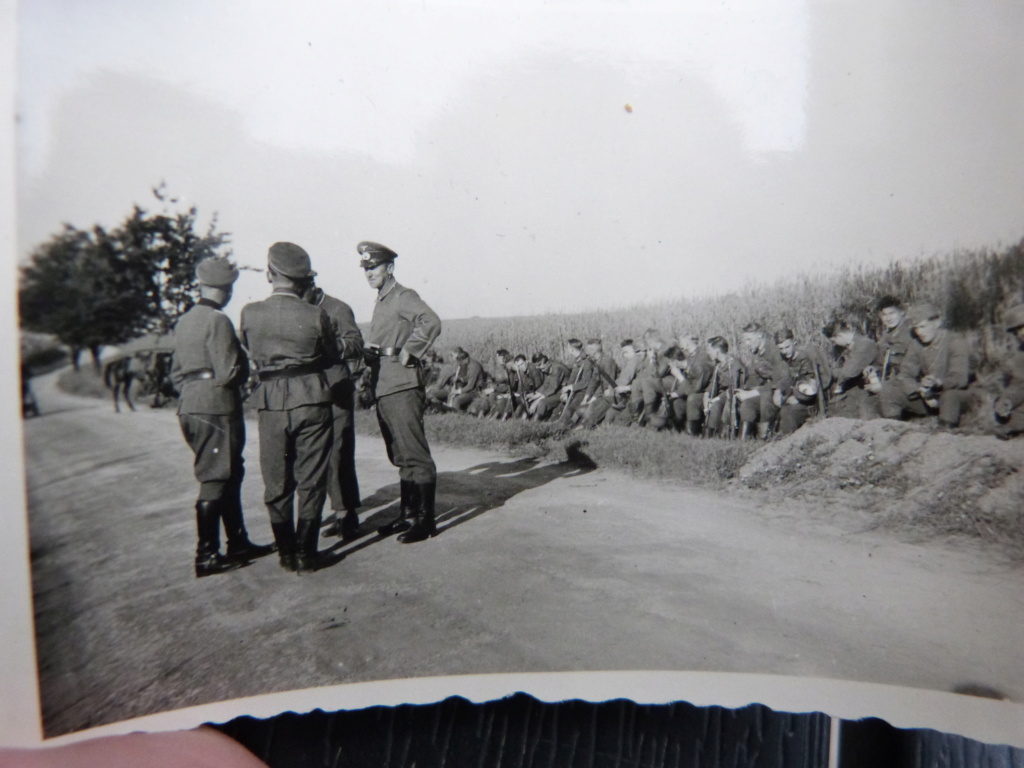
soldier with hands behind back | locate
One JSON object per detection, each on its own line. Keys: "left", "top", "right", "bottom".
{"left": 240, "top": 243, "right": 339, "bottom": 573}
{"left": 360, "top": 241, "right": 442, "bottom": 543}
{"left": 171, "top": 256, "right": 274, "bottom": 578}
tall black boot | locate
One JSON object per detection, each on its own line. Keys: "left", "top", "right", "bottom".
{"left": 222, "top": 489, "right": 275, "bottom": 562}
{"left": 194, "top": 500, "right": 242, "bottom": 578}
{"left": 378, "top": 480, "right": 414, "bottom": 535}
{"left": 270, "top": 520, "right": 297, "bottom": 572}
{"left": 294, "top": 515, "right": 321, "bottom": 574}
{"left": 740, "top": 421, "right": 755, "bottom": 440}
{"left": 339, "top": 509, "right": 361, "bottom": 542}
{"left": 685, "top": 420, "right": 701, "bottom": 437}
{"left": 399, "top": 482, "right": 437, "bottom": 544}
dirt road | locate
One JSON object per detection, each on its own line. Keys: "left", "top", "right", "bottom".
{"left": 22, "top": 371, "right": 1024, "bottom": 736}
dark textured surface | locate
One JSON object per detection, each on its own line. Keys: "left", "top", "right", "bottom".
{"left": 216, "top": 694, "right": 832, "bottom": 768}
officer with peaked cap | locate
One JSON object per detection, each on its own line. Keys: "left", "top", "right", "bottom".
{"left": 240, "top": 243, "right": 340, "bottom": 572}
{"left": 359, "top": 241, "right": 442, "bottom": 543}
{"left": 992, "top": 304, "right": 1024, "bottom": 439}
{"left": 171, "top": 256, "right": 274, "bottom": 578}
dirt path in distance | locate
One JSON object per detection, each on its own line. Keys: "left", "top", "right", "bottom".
{"left": 21, "top": 370, "right": 1024, "bottom": 736}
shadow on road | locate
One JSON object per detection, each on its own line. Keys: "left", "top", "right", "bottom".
{"left": 326, "top": 442, "right": 598, "bottom": 560}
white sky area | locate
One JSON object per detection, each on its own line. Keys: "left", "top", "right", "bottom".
{"left": 16, "top": 0, "right": 1024, "bottom": 325}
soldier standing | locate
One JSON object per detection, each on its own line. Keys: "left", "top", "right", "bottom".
{"left": 359, "top": 241, "right": 442, "bottom": 543}
{"left": 304, "top": 278, "right": 365, "bottom": 541}
{"left": 171, "top": 256, "right": 273, "bottom": 578}
{"left": 240, "top": 243, "right": 339, "bottom": 573}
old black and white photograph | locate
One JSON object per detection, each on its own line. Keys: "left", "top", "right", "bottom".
{"left": 7, "top": 0, "right": 1024, "bottom": 750}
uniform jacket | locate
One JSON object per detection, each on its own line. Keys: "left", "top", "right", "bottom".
{"left": 898, "top": 328, "right": 973, "bottom": 391}
{"left": 587, "top": 353, "right": 621, "bottom": 398}
{"left": 834, "top": 335, "right": 878, "bottom": 390}
{"left": 490, "top": 363, "right": 512, "bottom": 395}
{"left": 239, "top": 289, "right": 338, "bottom": 410}
{"left": 564, "top": 355, "right": 595, "bottom": 398}
{"left": 451, "top": 358, "right": 485, "bottom": 394}
{"left": 676, "top": 350, "right": 714, "bottom": 396}
{"left": 172, "top": 299, "right": 249, "bottom": 415}
{"left": 997, "top": 345, "right": 1024, "bottom": 410}
{"left": 739, "top": 341, "right": 787, "bottom": 389}
{"left": 877, "top": 322, "right": 914, "bottom": 378}
{"left": 777, "top": 344, "right": 834, "bottom": 400}
{"left": 615, "top": 354, "right": 641, "bottom": 388}
{"left": 367, "top": 278, "right": 442, "bottom": 398}
{"left": 537, "top": 361, "right": 570, "bottom": 398}
{"left": 312, "top": 289, "right": 364, "bottom": 387}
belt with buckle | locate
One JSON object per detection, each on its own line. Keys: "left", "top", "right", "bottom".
{"left": 181, "top": 369, "right": 215, "bottom": 383}
{"left": 258, "top": 362, "right": 326, "bottom": 382}
{"left": 378, "top": 347, "right": 403, "bottom": 357}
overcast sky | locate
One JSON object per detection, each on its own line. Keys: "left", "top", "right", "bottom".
{"left": 16, "top": 0, "right": 1024, "bottom": 325}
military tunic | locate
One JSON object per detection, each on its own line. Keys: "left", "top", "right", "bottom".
{"left": 239, "top": 289, "right": 338, "bottom": 527}
{"left": 314, "top": 289, "right": 365, "bottom": 513}
{"left": 880, "top": 328, "right": 974, "bottom": 426}
{"left": 830, "top": 335, "right": 879, "bottom": 419}
{"left": 775, "top": 344, "right": 834, "bottom": 435}
{"left": 171, "top": 299, "right": 249, "bottom": 501}
{"left": 367, "top": 278, "right": 442, "bottom": 484}
{"left": 993, "top": 345, "right": 1024, "bottom": 438}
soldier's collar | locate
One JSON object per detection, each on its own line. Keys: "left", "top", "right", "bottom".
{"left": 198, "top": 297, "right": 223, "bottom": 309}
{"left": 377, "top": 277, "right": 398, "bottom": 301}
{"left": 272, "top": 287, "right": 302, "bottom": 298}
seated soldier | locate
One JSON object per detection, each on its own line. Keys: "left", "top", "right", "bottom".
{"left": 425, "top": 348, "right": 463, "bottom": 406}
{"left": 879, "top": 302, "right": 974, "bottom": 428}
{"left": 773, "top": 329, "right": 834, "bottom": 435}
{"left": 634, "top": 329, "right": 672, "bottom": 429}
{"left": 528, "top": 352, "right": 569, "bottom": 421}
{"left": 447, "top": 349, "right": 486, "bottom": 412}
{"left": 538, "top": 338, "right": 595, "bottom": 425}
{"left": 863, "top": 295, "right": 914, "bottom": 417}
{"left": 703, "top": 336, "right": 742, "bottom": 438}
{"left": 736, "top": 322, "right": 788, "bottom": 439}
{"left": 992, "top": 304, "right": 1024, "bottom": 439}
{"left": 665, "top": 334, "right": 714, "bottom": 436}
{"left": 471, "top": 349, "right": 512, "bottom": 419}
{"left": 823, "top": 319, "right": 879, "bottom": 419}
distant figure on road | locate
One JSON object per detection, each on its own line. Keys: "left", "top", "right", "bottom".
{"left": 240, "top": 243, "right": 340, "bottom": 573}
{"left": 171, "top": 256, "right": 273, "bottom": 578}
{"left": 359, "top": 241, "right": 442, "bottom": 543}
{"left": 21, "top": 362, "right": 39, "bottom": 418}
{"left": 303, "top": 277, "right": 365, "bottom": 541}
{"left": 103, "top": 356, "right": 136, "bottom": 413}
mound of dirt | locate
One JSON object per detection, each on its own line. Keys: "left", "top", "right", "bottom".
{"left": 738, "top": 417, "right": 1024, "bottom": 547}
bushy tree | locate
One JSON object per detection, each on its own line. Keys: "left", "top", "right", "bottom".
{"left": 18, "top": 187, "right": 231, "bottom": 368}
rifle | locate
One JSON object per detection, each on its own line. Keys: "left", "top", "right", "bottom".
{"left": 704, "top": 365, "right": 720, "bottom": 428}
{"left": 727, "top": 364, "right": 739, "bottom": 440}
{"left": 881, "top": 349, "right": 892, "bottom": 381}
{"left": 813, "top": 362, "right": 828, "bottom": 419}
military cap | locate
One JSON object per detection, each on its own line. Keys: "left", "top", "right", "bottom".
{"left": 358, "top": 241, "right": 398, "bottom": 268}
{"left": 268, "top": 241, "right": 316, "bottom": 279}
{"left": 195, "top": 256, "right": 239, "bottom": 287}
{"left": 906, "top": 302, "right": 941, "bottom": 326}
{"left": 1005, "top": 304, "right": 1024, "bottom": 332}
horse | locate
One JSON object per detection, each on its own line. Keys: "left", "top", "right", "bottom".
{"left": 102, "top": 357, "right": 137, "bottom": 413}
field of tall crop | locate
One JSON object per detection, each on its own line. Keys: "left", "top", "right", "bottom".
{"left": 434, "top": 239, "right": 1024, "bottom": 370}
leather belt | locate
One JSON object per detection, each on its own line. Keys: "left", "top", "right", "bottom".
{"left": 378, "top": 347, "right": 403, "bottom": 357}
{"left": 258, "top": 362, "right": 326, "bottom": 382}
{"left": 181, "top": 369, "right": 214, "bottom": 383}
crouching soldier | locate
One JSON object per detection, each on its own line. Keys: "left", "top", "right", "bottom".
{"left": 736, "top": 322, "right": 788, "bottom": 439}
{"left": 773, "top": 329, "right": 833, "bottom": 435}
{"left": 992, "top": 304, "right": 1024, "bottom": 439}
{"left": 172, "top": 256, "right": 274, "bottom": 578}
{"left": 823, "top": 319, "right": 879, "bottom": 419}
{"left": 879, "top": 302, "right": 974, "bottom": 428}
{"left": 665, "top": 334, "right": 714, "bottom": 436}
{"left": 703, "top": 336, "right": 742, "bottom": 438}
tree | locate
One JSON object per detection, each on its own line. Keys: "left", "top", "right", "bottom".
{"left": 18, "top": 187, "right": 231, "bottom": 368}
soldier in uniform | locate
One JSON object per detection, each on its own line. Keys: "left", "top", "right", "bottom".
{"left": 823, "top": 319, "right": 879, "bottom": 419}
{"left": 359, "top": 241, "right": 442, "bottom": 543}
{"left": 992, "top": 304, "right": 1024, "bottom": 439}
{"left": 552, "top": 338, "right": 596, "bottom": 427}
{"left": 303, "top": 277, "right": 365, "bottom": 541}
{"left": 736, "top": 322, "right": 788, "bottom": 439}
{"left": 703, "top": 336, "right": 742, "bottom": 438}
{"left": 240, "top": 243, "right": 339, "bottom": 573}
{"left": 529, "top": 352, "right": 570, "bottom": 421}
{"left": 634, "top": 329, "right": 672, "bottom": 429}
{"left": 171, "top": 256, "right": 273, "bottom": 578}
{"left": 864, "top": 296, "right": 914, "bottom": 416}
{"left": 446, "top": 349, "right": 486, "bottom": 412}
{"left": 665, "top": 335, "right": 714, "bottom": 435}
{"left": 878, "top": 302, "right": 974, "bottom": 428}
{"left": 472, "top": 349, "right": 513, "bottom": 419}
{"left": 772, "top": 329, "right": 834, "bottom": 435}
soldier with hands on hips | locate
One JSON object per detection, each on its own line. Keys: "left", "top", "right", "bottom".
{"left": 359, "top": 241, "right": 442, "bottom": 543}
